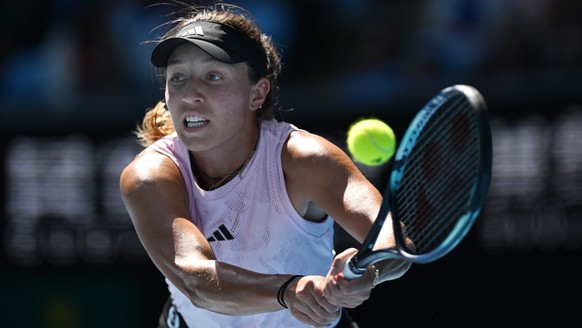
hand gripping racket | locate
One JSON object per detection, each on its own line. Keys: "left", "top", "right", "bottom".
{"left": 343, "top": 84, "right": 492, "bottom": 278}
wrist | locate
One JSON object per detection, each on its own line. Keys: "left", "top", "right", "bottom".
{"left": 367, "top": 264, "right": 380, "bottom": 288}
{"left": 277, "top": 275, "right": 303, "bottom": 309}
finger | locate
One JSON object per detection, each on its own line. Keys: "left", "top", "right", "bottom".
{"left": 291, "top": 303, "right": 339, "bottom": 327}
{"left": 336, "top": 272, "right": 372, "bottom": 294}
{"left": 294, "top": 278, "right": 340, "bottom": 325}
{"left": 327, "top": 248, "right": 358, "bottom": 277}
{"left": 336, "top": 275, "right": 357, "bottom": 294}
{"left": 311, "top": 284, "right": 340, "bottom": 313}
{"left": 327, "top": 256, "right": 343, "bottom": 277}
{"left": 322, "top": 276, "right": 344, "bottom": 306}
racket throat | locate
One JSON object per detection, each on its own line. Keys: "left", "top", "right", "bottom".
{"left": 347, "top": 256, "right": 367, "bottom": 276}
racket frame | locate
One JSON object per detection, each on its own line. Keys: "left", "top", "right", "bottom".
{"left": 344, "top": 84, "right": 492, "bottom": 278}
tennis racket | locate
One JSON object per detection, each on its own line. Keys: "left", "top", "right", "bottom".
{"left": 343, "top": 84, "right": 492, "bottom": 279}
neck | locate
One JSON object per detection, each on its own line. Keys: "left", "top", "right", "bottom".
{"left": 190, "top": 129, "right": 260, "bottom": 191}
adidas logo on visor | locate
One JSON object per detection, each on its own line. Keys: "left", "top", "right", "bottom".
{"left": 180, "top": 25, "right": 204, "bottom": 37}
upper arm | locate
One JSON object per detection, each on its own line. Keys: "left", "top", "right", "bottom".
{"left": 119, "top": 149, "right": 215, "bottom": 290}
{"left": 282, "top": 131, "right": 392, "bottom": 246}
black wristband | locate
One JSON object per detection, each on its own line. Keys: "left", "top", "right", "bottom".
{"left": 277, "top": 275, "right": 303, "bottom": 309}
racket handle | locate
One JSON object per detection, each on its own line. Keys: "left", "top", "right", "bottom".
{"left": 342, "top": 256, "right": 365, "bottom": 279}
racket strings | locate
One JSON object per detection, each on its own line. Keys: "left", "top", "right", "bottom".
{"left": 395, "top": 94, "right": 482, "bottom": 255}
{"left": 411, "top": 131, "right": 479, "bottom": 251}
{"left": 417, "top": 136, "right": 479, "bottom": 251}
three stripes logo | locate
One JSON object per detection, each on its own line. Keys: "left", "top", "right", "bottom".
{"left": 207, "top": 224, "right": 234, "bottom": 242}
{"left": 179, "top": 25, "right": 204, "bottom": 37}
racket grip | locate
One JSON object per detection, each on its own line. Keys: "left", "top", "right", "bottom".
{"left": 342, "top": 256, "right": 365, "bottom": 279}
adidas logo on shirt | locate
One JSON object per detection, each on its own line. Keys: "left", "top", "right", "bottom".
{"left": 207, "top": 224, "right": 234, "bottom": 242}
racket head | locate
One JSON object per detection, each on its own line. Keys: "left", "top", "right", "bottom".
{"left": 390, "top": 84, "right": 492, "bottom": 263}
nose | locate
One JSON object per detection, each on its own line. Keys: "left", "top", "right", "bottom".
{"left": 181, "top": 82, "right": 204, "bottom": 106}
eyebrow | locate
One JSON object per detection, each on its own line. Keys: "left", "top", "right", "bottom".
{"left": 167, "top": 58, "right": 181, "bottom": 66}
{"left": 167, "top": 55, "right": 222, "bottom": 68}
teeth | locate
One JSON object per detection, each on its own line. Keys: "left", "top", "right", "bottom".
{"left": 185, "top": 115, "right": 206, "bottom": 127}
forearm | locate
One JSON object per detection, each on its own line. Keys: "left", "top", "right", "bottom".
{"left": 372, "top": 236, "right": 414, "bottom": 284}
{"left": 373, "top": 258, "right": 412, "bottom": 285}
{"left": 172, "top": 259, "right": 289, "bottom": 315}
{"left": 372, "top": 221, "right": 415, "bottom": 284}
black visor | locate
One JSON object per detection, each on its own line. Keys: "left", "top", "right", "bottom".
{"left": 151, "top": 21, "right": 267, "bottom": 77}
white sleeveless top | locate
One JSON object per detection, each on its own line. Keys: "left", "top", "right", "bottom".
{"left": 151, "top": 119, "right": 338, "bottom": 327}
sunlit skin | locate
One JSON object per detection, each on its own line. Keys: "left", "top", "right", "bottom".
{"left": 120, "top": 43, "right": 412, "bottom": 327}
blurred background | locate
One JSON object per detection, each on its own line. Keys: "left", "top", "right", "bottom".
{"left": 1, "top": 0, "right": 581, "bottom": 326}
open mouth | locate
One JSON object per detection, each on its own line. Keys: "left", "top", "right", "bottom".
{"left": 185, "top": 115, "right": 208, "bottom": 128}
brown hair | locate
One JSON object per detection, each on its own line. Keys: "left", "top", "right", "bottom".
{"left": 135, "top": 3, "right": 282, "bottom": 147}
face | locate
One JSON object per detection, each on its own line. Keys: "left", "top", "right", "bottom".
{"left": 164, "top": 43, "right": 268, "bottom": 152}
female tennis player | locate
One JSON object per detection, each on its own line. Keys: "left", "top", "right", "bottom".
{"left": 119, "top": 3, "right": 413, "bottom": 327}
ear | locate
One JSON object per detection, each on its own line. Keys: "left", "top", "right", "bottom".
{"left": 250, "top": 77, "right": 270, "bottom": 111}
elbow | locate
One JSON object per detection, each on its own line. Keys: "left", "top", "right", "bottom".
{"left": 171, "top": 258, "right": 221, "bottom": 311}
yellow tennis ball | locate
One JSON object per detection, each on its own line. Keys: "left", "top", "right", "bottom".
{"left": 346, "top": 118, "right": 396, "bottom": 166}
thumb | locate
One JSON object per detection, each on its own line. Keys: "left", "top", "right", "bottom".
{"left": 328, "top": 248, "right": 359, "bottom": 277}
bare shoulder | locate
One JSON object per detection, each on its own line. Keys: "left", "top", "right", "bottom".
{"left": 282, "top": 128, "right": 382, "bottom": 239}
{"left": 284, "top": 129, "right": 345, "bottom": 163}
{"left": 119, "top": 147, "right": 185, "bottom": 197}
{"left": 282, "top": 129, "right": 360, "bottom": 202}
{"left": 283, "top": 129, "right": 363, "bottom": 180}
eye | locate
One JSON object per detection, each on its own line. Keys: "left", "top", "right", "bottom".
{"left": 206, "top": 73, "right": 222, "bottom": 81}
{"left": 167, "top": 73, "right": 186, "bottom": 85}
